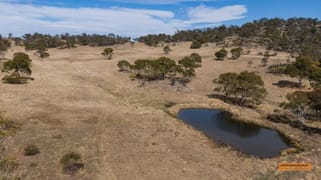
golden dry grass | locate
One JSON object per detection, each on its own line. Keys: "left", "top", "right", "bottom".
{"left": 0, "top": 42, "right": 320, "bottom": 179}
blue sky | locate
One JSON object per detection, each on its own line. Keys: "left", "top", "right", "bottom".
{"left": 0, "top": 0, "right": 320, "bottom": 37}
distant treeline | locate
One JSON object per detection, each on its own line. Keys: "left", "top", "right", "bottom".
{"left": 0, "top": 35, "right": 10, "bottom": 51}
{"left": 0, "top": 33, "right": 130, "bottom": 51}
{"left": 137, "top": 17, "right": 321, "bottom": 61}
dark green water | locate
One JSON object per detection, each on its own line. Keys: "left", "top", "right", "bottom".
{"left": 178, "top": 109, "right": 291, "bottom": 158}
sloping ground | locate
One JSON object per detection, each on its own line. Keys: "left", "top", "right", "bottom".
{"left": 0, "top": 43, "right": 320, "bottom": 179}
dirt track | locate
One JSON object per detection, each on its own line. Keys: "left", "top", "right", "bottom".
{"left": 0, "top": 43, "right": 320, "bottom": 179}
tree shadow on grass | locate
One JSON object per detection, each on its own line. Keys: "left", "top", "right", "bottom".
{"left": 273, "top": 80, "right": 300, "bottom": 88}
{"left": 207, "top": 93, "right": 257, "bottom": 109}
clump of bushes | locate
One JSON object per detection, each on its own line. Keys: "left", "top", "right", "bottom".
{"left": 163, "top": 45, "right": 171, "bottom": 54}
{"left": 101, "top": 48, "right": 114, "bottom": 59}
{"left": 190, "top": 40, "right": 202, "bottom": 49}
{"left": 60, "top": 152, "right": 84, "bottom": 175}
{"left": 37, "top": 49, "right": 50, "bottom": 58}
{"left": 117, "top": 60, "right": 131, "bottom": 72}
{"left": 267, "top": 64, "right": 288, "bottom": 74}
{"left": 24, "top": 144, "right": 40, "bottom": 156}
{"left": 230, "top": 47, "right": 243, "bottom": 59}
{"left": 215, "top": 48, "right": 227, "bottom": 60}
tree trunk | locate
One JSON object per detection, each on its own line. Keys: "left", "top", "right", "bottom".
{"left": 296, "top": 106, "right": 306, "bottom": 123}
{"left": 298, "top": 77, "right": 303, "bottom": 87}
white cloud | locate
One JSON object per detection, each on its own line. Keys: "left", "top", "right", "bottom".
{"left": 0, "top": 3, "right": 247, "bottom": 37}
{"left": 113, "top": 0, "right": 221, "bottom": 5}
{"left": 186, "top": 5, "right": 247, "bottom": 24}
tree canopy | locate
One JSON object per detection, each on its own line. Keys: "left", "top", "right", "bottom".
{"left": 2, "top": 52, "right": 33, "bottom": 84}
{"left": 102, "top": 48, "right": 114, "bottom": 59}
{"left": 230, "top": 48, "right": 243, "bottom": 59}
{"left": 215, "top": 48, "right": 228, "bottom": 60}
{"left": 214, "top": 71, "right": 267, "bottom": 106}
{"left": 285, "top": 56, "right": 320, "bottom": 86}
{"left": 163, "top": 45, "right": 171, "bottom": 54}
{"left": 118, "top": 54, "right": 202, "bottom": 86}
{"left": 20, "top": 33, "right": 130, "bottom": 51}
{"left": 137, "top": 18, "right": 321, "bottom": 62}
{"left": 117, "top": 60, "right": 131, "bottom": 72}
{"left": 190, "top": 40, "right": 202, "bottom": 49}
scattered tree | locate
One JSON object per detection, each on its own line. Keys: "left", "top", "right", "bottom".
{"left": 261, "top": 51, "right": 270, "bottom": 66}
{"left": 308, "top": 88, "right": 321, "bottom": 115}
{"left": 213, "top": 71, "right": 267, "bottom": 106}
{"left": 215, "top": 48, "right": 228, "bottom": 60}
{"left": 230, "top": 47, "right": 243, "bottom": 59}
{"left": 190, "top": 40, "right": 202, "bottom": 49}
{"left": 163, "top": 45, "right": 171, "bottom": 54}
{"left": 37, "top": 48, "right": 50, "bottom": 58}
{"left": 261, "top": 57, "right": 269, "bottom": 67}
{"left": 2, "top": 52, "right": 33, "bottom": 84}
{"left": 119, "top": 54, "right": 201, "bottom": 86}
{"left": 281, "top": 91, "right": 310, "bottom": 123}
{"left": 285, "top": 56, "right": 318, "bottom": 87}
{"left": 102, "top": 48, "right": 114, "bottom": 59}
{"left": 190, "top": 53, "right": 202, "bottom": 65}
{"left": 213, "top": 72, "right": 238, "bottom": 99}
{"left": 117, "top": 60, "right": 131, "bottom": 72}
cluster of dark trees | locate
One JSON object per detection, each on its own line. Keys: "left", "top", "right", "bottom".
{"left": 137, "top": 18, "right": 321, "bottom": 62}
{"left": 280, "top": 56, "right": 321, "bottom": 122}
{"left": 14, "top": 33, "right": 130, "bottom": 51}
{"left": 117, "top": 53, "right": 202, "bottom": 86}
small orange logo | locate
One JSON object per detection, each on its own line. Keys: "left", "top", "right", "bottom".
{"left": 278, "top": 162, "right": 312, "bottom": 171}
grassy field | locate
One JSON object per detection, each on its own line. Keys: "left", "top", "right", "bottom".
{"left": 0, "top": 42, "right": 320, "bottom": 179}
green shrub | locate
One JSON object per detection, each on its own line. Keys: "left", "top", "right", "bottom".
{"left": 230, "top": 47, "right": 243, "bottom": 59}
{"left": 60, "top": 152, "right": 84, "bottom": 175}
{"left": 37, "top": 50, "right": 50, "bottom": 58}
{"left": 215, "top": 48, "right": 228, "bottom": 60}
{"left": 117, "top": 60, "right": 131, "bottom": 72}
{"left": 190, "top": 40, "right": 202, "bottom": 49}
{"left": 267, "top": 64, "right": 287, "bottom": 74}
{"left": 24, "top": 144, "right": 40, "bottom": 156}
{"left": 163, "top": 45, "right": 171, "bottom": 54}
{"left": 102, "top": 48, "right": 114, "bottom": 59}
